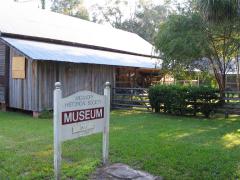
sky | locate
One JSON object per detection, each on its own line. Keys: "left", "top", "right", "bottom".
{"left": 5, "top": 0, "right": 169, "bottom": 10}
{"left": 2, "top": 0, "right": 185, "bottom": 20}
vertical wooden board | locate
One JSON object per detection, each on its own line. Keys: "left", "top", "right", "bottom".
{"left": 9, "top": 48, "right": 14, "bottom": 108}
{"left": 0, "top": 43, "right": 6, "bottom": 76}
{"left": 86, "top": 64, "right": 92, "bottom": 91}
{"left": 27, "top": 59, "right": 32, "bottom": 110}
{"left": 38, "top": 61, "right": 42, "bottom": 111}
{"left": 38, "top": 61, "right": 58, "bottom": 111}
{"left": 32, "top": 60, "right": 38, "bottom": 111}
{"left": 0, "top": 87, "right": 5, "bottom": 102}
{"left": 23, "top": 59, "right": 28, "bottom": 110}
{"left": 0, "top": 41, "right": 6, "bottom": 103}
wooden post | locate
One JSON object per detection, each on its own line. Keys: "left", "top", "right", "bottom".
{"left": 103, "top": 82, "right": 110, "bottom": 165}
{"left": 54, "top": 82, "right": 62, "bottom": 180}
{"left": 0, "top": 103, "right": 6, "bottom": 112}
{"left": 33, "top": 111, "right": 40, "bottom": 118}
{"left": 198, "top": 74, "right": 200, "bottom": 87}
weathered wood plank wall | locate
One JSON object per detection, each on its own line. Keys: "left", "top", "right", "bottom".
{"left": 0, "top": 42, "right": 6, "bottom": 103}
{"left": 37, "top": 61, "right": 115, "bottom": 111}
{"left": 7, "top": 47, "right": 115, "bottom": 112}
{"left": 9, "top": 48, "right": 38, "bottom": 111}
{"left": 37, "top": 61, "right": 58, "bottom": 111}
{"left": 59, "top": 63, "right": 114, "bottom": 96}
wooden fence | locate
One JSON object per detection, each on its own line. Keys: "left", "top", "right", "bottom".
{"left": 112, "top": 89, "right": 240, "bottom": 115}
{"left": 220, "top": 91, "right": 240, "bottom": 117}
{"left": 224, "top": 91, "right": 240, "bottom": 101}
{"left": 112, "top": 87, "right": 151, "bottom": 111}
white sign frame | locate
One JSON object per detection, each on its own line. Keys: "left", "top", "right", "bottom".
{"left": 53, "top": 82, "right": 110, "bottom": 180}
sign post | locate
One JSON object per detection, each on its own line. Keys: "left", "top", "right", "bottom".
{"left": 54, "top": 82, "right": 62, "bottom": 180}
{"left": 53, "top": 82, "right": 110, "bottom": 179}
{"left": 103, "top": 82, "right": 111, "bottom": 165}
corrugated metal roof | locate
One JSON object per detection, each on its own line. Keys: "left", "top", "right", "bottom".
{"left": 0, "top": 2, "right": 155, "bottom": 57}
{"left": 2, "top": 37, "right": 160, "bottom": 69}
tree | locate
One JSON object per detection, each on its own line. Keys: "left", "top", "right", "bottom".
{"left": 155, "top": 0, "right": 240, "bottom": 97}
{"left": 51, "top": 0, "right": 89, "bottom": 20}
{"left": 91, "top": 0, "right": 128, "bottom": 28}
{"left": 196, "top": 0, "right": 240, "bottom": 93}
{"left": 90, "top": 0, "right": 169, "bottom": 43}
{"left": 41, "top": 0, "right": 45, "bottom": 9}
{"left": 120, "top": 2, "right": 169, "bottom": 43}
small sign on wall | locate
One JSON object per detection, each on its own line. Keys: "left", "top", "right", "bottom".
{"left": 12, "top": 56, "right": 25, "bottom": 79}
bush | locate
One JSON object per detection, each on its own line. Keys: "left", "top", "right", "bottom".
{"left": 39, "top": 109, "right": 53, "bottom": 119}
{"left": 149, "top": 84, "right": 219, "bottom": 118}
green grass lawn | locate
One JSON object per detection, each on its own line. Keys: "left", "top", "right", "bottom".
{"left": 1, "top": 111, "right": 240, "bottom": 179}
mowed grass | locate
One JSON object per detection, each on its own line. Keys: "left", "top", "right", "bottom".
{"left": 1, "top": 111, "right": 240, "bottom": 179}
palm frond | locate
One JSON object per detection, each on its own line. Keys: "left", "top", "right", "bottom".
{"left": 196, "top": 0, "right": 240, "bottom": 22}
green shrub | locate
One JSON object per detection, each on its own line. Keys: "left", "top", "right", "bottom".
{"left": 187, "top": 86, "right": 219, "bottom": 117}
{"left": 39, "top": 109, "right": 53, "bottom": 119}
{"left": 149, "top": 85, "right": 169, "bottom": 113}
{"left": 149, "top": 84, "right": 219, "bottom": 118}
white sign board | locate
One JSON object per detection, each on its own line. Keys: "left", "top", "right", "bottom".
{"left": 60, "top": 90, "right": 105, "bottom": 141}
{"left": 53, "top": 82, "right": 110, "bottom": 180}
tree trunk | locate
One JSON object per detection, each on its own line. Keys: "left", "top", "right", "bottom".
{"left": 213, "top": 70, "right": 225, "bottom": 100}
{"left": 209, "top": 57, "right": 226, "bottom": 100}
{"left": 41, "top": 0, "right": 45, "bottom": 9}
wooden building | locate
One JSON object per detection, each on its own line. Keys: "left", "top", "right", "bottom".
{"left": 0, "top": 3, "right": 160, "bottom": 115}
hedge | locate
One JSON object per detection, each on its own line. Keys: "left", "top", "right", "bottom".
{"left": 148, "top": 84, "right": 220, "bottom": 118}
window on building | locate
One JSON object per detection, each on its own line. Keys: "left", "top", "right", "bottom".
{"left": 12, "top": 56, "right": 26, "bottom": 79}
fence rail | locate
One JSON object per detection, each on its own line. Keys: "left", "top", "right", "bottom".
{"left": 112, "top": 87, "right": 151, "bottom": 110}
{"left": 224, "top": 91, "right": 240, "bottom": 102}
{"left": 219, "top": 91, "right": 240, "bottom": 117}
{"left": 112, "top": 88, "right": 240, "bottom": 115}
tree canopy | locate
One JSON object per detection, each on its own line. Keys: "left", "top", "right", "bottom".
{"left": 91, "top": 0, "right": 169, "bottom": 43}
{"left": 120, "top": 2, "right": 169, "bottom": 43}
{"left": 155, "top": 0, "right": 240, "bottom": 95}
{"left": 51, "top": 0, "right": 89, "bottom": 20}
